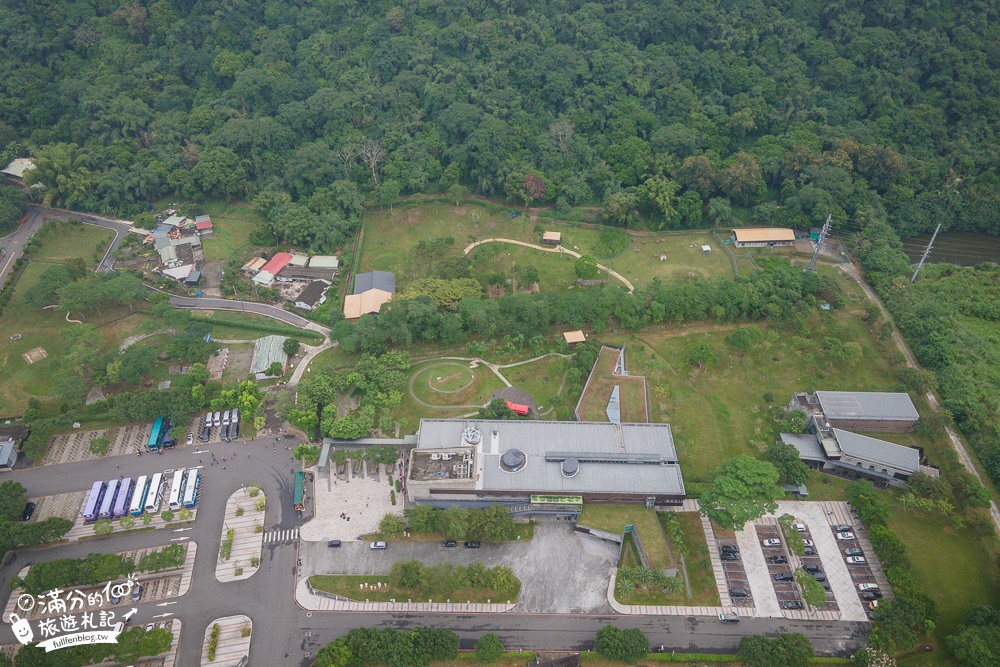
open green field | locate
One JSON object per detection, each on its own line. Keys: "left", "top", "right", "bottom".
{"left": 471, "top": 242, "right": 581, "bottom": 292}
{"left": 30, "top": 224, "right": 114, "bottom": 263}
{"left": 193, "top": 201, "right": 262, "bottom": 262}
{"left": 606, "top": 309, "right": 911, "bottom": 482}
{"left": 308, "top": 573, "right": 521, "bottom": 604}
{"left": 502, "top": 354, "right": 570, "bottom": 418}
{"left": 576, "top": 345, "right": 648, "bottom": 423}
{"left": 394, "top": 360, "right": 507, "bottom": 432}
{"left": 360, "top": 202, "right": 735, "bottom": 290}
{"left": 578, "top": 504, "right": 674, "bottom": 570}
{"left": 888, "top": 503, "right": 1000, "bottom": 646}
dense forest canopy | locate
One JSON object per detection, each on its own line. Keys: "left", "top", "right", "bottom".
{"left": 1, "top": 0, "right": 998, "bottom": 239}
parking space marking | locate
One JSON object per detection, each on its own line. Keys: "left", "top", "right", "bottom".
{"left": 735, "top": 523, "right": 782, "bottom": 617}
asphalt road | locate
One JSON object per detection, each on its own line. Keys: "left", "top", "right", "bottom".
{"left": 0, "top": 205, "right": 132, "bottom": 290}
{"left": 170, "top": 295, "right": 327, "bottom": 332}
{"left": 0, "top": 435, "right": 871, "bottom": 665}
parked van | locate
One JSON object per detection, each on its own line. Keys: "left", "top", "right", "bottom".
{"left": 204, "top": 413, "right": 213, "bottom": 428}
{"left": 213, "top": 411, "right": 221, "bottom": 427}
{"left": 222, "top": 410, "right": 231, "bottom": 426}
{"left": 718, "top": 612, "right": 740, "bottom": 624}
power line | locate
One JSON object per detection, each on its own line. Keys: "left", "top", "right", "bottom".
{"left": 911, "top": 223, "right": 941, "bottom": 283}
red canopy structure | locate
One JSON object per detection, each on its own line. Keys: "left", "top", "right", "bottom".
{"left": 505, "top": 400, "right": 530, "bottom": 416}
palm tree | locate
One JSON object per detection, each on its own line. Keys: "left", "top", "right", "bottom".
{"left": 615, "top": 578, "right": 635, "bottom": 599}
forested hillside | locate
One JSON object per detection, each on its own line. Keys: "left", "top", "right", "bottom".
{"left": 0, "top": 0, "right": 997, "bottom": 243}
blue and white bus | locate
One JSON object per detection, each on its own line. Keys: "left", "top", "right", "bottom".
{"left": 82, "top": 481, "right": 106, "bottom": 523}
{"left": 147, "top": 417, "right": 165, "bottom": 452}
{"left": 144, "top": 473, "right": 164, "bottom": 513}
{"left": 167, "top": 469, "right": 186, "bottom": 511}
{"left": 112, "top": 478, "right": 133, "bottom": 518}
{"left": 98, "top": 479, "right": 119, "bottom": 520}
{"left": 129, "top": 475, "right": 150, "bottom": 516}
{"left": 182, "top": 469, "right": 201, "bottom": 508}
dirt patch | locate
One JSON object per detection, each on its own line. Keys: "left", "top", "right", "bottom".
{"left": 22, "top": 347, "right": 47, "bottom": 364}
{"left": 200, "top": 260, "right": 225, "bottom": 297}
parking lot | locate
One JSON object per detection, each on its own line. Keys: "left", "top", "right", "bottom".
{"left": 716, "top": 501, "right": 885, "bottom": 621}
{"left": 299, "top": 519, "right": 619, "bottom": 614}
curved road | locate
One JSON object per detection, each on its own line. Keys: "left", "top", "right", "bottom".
{"left": 0, "top": 205, "right": 132, "bottom": 290}
{"left": 464, "top": 238, "right": 635, "bottom": 291}
{"left": 169, "top": 295, "right": 331, "bottom": 337}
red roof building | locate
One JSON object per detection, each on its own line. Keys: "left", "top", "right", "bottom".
{"left": 195, "top": 220, "right": 213, "bottom": 230}
{"left": 260, "top": 252, "right": 294, "bottom": 276}
{"left": 505, "top": 400, "right": 530, "bottom": 416}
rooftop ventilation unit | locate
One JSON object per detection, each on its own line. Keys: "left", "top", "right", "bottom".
{"left": 561, "top": 457, "right": 580, "bottom": 478}
{"left": 500, "top": 448, "right": 527, "bottom": 473}
{"left": 462, "top": 426, "right": 482, "bottom": 445}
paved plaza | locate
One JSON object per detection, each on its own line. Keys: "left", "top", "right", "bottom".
{"left": 299, "top": 461, "right": 402, "bottom": 543}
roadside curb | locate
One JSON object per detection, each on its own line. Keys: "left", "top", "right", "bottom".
{"left": 294, "top": 578, "right": 516, "bottom": 613}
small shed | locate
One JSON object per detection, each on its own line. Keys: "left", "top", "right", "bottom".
{"left": 289, "top": 253, "right": 310, "bottom": 267}
{"left": 195, "top": 216, "right": 214, "bottom": 236}
{"left": 0, "top": 439, "right": 17, "bottom": 469}
{"left": 563, "top": 330, "right": 586, "bottom": 348}
{"left": 293, "top": 280, "right": 330, "bottom": 311}
{"left": 809, "top": 227, "right": 823, "bottom": 241}
{"left": 542, "top": 231, "right": 562, "bottom": 246}
{"left": 242, "top": 257, "right": 267, "bottom": 274}
{"left": 162, "top": 214, "right": 186, "bottom": 228}
{"left": 701, "top": 244, "right": 712, "bottom": 253}
{"left": 184, "top": 271, "right": 202, "bottom": 287}
{"left": 309, "top": 255, "right": 340, "bottom": 270}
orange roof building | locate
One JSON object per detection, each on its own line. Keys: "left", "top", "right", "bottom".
{"left": 343, "top": 289, "right": 392, "bottom": 320}
{"left": 731, "top": 227, "right": 795, "bottom": 247}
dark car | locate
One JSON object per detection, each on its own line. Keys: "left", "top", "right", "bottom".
{"left": 327, "top": 540, "right": 341, "bottom": 548}
{"left": 729, "top": 588, "right": 750, "bottom": 598}
{"left": 766, "top": 555, "right": 788, "bottom": 564}
{"left": 774, "top": 572, "right": 794, "bottom": 582}
{"left": 803, "top": 564, "right": 822, "bottom": 574}
{"left": 782, "top": 600, "right": 804, "bottom": 610}
{"left": 813, "top": 574, "right": 827, "bottom": 582}
{"left": 720, "top": 545, "right": 739, "bottom": 554}
{"left": 442, "top": 540, "right": 458, "bottom": 547}
{"left": 20, "top": 502, "right": 35, "bottom": 522}
{"left": 464, "top": 541, "right": 481, "bottom": 549}
{"left": 720, "top": 552, "right": 740, "bottom": 561}
{"left": 834, "top": 524, "right": 853, "bottom": 532}
{"left": 199, "top": 426, "right": 211, "bottom": 441}
{"left": 804, "top": 547, "right": 817, "bottom": 555}
{"left": 860, "top": 591, "right": 883, "bottom": 601}
{"left": 844, "top": 548, "right": 864, "bottom": 556}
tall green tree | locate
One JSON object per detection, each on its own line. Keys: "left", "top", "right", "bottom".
{"left": 700, "top": 456, "right": 784, "bottom": 531}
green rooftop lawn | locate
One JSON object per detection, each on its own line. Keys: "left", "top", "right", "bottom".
{"left": 578, "top": 504, "right": 674, "bottom": 570}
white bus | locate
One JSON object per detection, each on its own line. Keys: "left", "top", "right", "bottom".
{"left": 130, "top": 475, "right": 150, "bottom": 516}
{"left": 144, "top": 473, "right": 165, "bottom": 513}
{"left": 182, "top": 469, "right": 201, "bottom": 508}
{"left": 167, "top": 469, "right": 186, "bottom": 510}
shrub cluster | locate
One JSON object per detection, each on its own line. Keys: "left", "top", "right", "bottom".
{"left": 208, "top": 623, "right": 220, "bottom": 661}
{"left": 387, "top": 560, "right": 517, "bottom": 596}
{"left": 314, "top": 627, "right": 459, "bottom": 667}
{"left": 220, "top": 528, "right": 235, "bottom": 561}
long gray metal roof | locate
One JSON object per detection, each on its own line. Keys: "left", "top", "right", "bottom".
{"left": 417, "top": 419, "right": 683, "bottom": 496}
{"left": 832, "top": 428, "right": 920, "bottom": 473}
{"left": 780, "top": 432, "right": 825, "bottom": 462}
{"left": 353, "top": 270, "right": 396, "bottom": 294}
{"left": 816, "top": 391, "right": 918, "bottom": 422}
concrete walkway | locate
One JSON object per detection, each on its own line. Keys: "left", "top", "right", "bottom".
{"left": 734, "top": 520, "right": 782, "bottom": 618}
{"left": 300, "top": 462, "right": 402, "bottom": 542}
{"left": 161, "top": 619, "right": 182, "bottom": 667}
{"left": 215, "top": 488, "right": 265, "bottom": 582}
{"left": 201, "top": 614, "right": 251, "bottom": 666}
{"left": 295, "top": 579, "right": 516, "bottom": 613}
{"left": 463, "top": 238, "right": 635, "bottom": 291}
{"left": 289, "top": 338, "right": 337, "bottom": 385}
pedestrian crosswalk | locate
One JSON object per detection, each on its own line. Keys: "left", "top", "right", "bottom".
{"left": 263, "top": 528, "right": 299, "bottom": 544}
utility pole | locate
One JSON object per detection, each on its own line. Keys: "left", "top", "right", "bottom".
{"left": 911, "top": 223, "right": 942, "bottom": 283}
{"left": 806, "top": 214, "right": 832, "bottom": 272}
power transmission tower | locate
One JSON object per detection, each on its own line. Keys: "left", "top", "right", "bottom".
{"left": 911, "top": 223, "right": 942, "bottom": 283}
{"left": 806, "top": 214, "right": 832, "bottom": 272}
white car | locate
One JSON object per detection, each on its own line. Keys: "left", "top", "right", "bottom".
{"left": 145, "top": 623, "right": 155, "bottom": 632}
{"left": 369, "top": 541, "right": 387, "bottom": 550}
{"left": 836, "top": 531, "right": 856, "bottom": 540}
{"left": 793, "top": 523, "right": 806, "bottom": 532}
{"left": 186, "top": 432, "right": 194, "bottom": 446}
{"left": 802, "top": 539, "right": 814, "bottom": 547}
{"left": 761, "top": 539, "right": 782, "bottom": 547}
{"left": 858, "top": 583, "right": 880, "bottom": 591}
{"left": 846, "top": 556, "right": 867, "bottom": 564}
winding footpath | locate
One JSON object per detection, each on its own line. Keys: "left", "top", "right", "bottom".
{"left": 838, "top": 263, "right": 1000, "bottom": 534}
{"left": 463, "top": 238, "right": 635, "bottom": 291}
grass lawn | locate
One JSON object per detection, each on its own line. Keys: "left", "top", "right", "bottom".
{"left": 394, "top": 360, "right": 507, "bottom": 434}
{"left": 196, "top": 201, "right": 263, "bottom": 262}
{"left": 576, "top": 345, "right": 648, "bottom": 423}
{"left": 471, "top": 242, "right": 582, "bottom": 292}
{"left": 673, "top": 511, "right": 720, "bottom": 606}
{"left": 887, "top": 504, "right": 1000, "bottom": 643}
{"left": 611, "top": 310, "right": 909, "bottom": 482}
{"left": 308, "top": 573, "right": 521, "bottom": 604}
{"left": 360, "top": 202, "right": 735, "bottom": 290}
{"left": 31, "top": 224, "right": 114, "bottom": 263}
{"left": 503, "top": 354, "right": 570, "bottom": 417}
{"left": 578, "top": 504, "right": 674, "bottom": 570}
